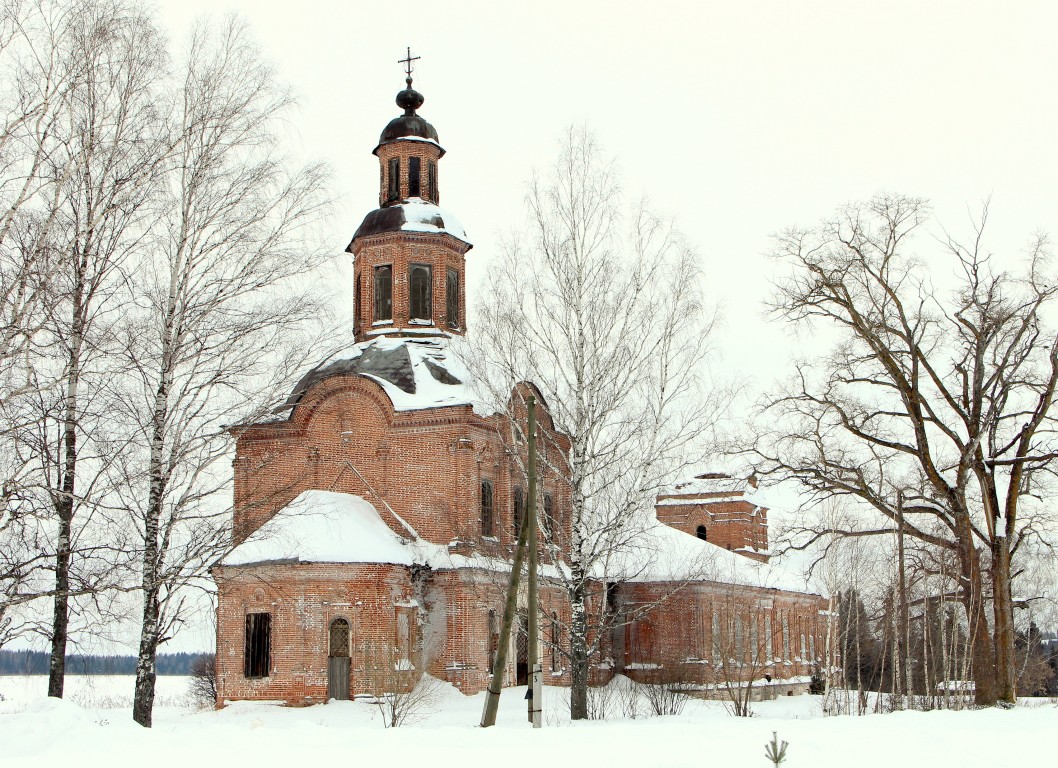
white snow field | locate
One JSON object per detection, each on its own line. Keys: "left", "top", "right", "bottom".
{"left": 1, "top": 675, "right": 1055, "bottom": 768}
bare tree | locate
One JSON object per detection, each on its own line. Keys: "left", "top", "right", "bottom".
{"left": 10, "top": 0, "right": 170, "bottom": 699}
{"left": 113, "top": 16, "right": 331, "bottom": 728}
{"left": 467, "top": 126, "right": 729, "bottom": 719}
{"left": 755, "top": 194, "right": 1058, "bottom": 705}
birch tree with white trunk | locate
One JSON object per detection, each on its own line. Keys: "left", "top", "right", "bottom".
{"left": 116, "top": 17, "right": 331, "bottom": 727}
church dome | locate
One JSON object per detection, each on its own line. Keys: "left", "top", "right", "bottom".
{"left": 374, "top": 78, "right": 443, "bottom": 154}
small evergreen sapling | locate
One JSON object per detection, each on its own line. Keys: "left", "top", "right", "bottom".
{"left": 765, "top": 732, "right": 788, "bottom": 766}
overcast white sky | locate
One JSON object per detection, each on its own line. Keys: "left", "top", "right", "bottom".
{"left": 152, "top": 0, "right": 1058, "bottom": 390}
{"left": 118, "top": 1, "right": 1057, "bottom": 652}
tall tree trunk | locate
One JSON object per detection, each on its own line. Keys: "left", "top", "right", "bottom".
{"left": 133, "top": 377, "right": 168, "bottom": 727}
{"left": 568, "top": 578, "right": 589, "bottom": 720}
{"left": 132, "top": 584, "right": 160, "bottom": 727}
{"left": 48, "top": 304, "right": 83, "bottom": 699}
{"left": 956, "top": 531, "right": 996, "bottom": 705}
{"left": 991, "top": 535, "right": 1015, "bottom": 704}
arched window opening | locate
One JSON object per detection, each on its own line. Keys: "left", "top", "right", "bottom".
{"left": 408, "top": 156, "right": 421, "bottom": 198}
{"left": 696, "top": 524, "right": 707, "bottom": 541}
{"left": 387, "top": 157, "right": 400, "bottom": 201}
{"left": 481, "top": 480, "right": 494, "bottom": 536}
{"left": 329, "top": 618, "right": 350, "bottom": 658}
{"left": 513, "top": 486, "right": 524, "bottom": 539}
{"left": 428, "top": 160, "right": 438, "bottom": 202}
{"left": 542, "top": 494, "right": 554, "bottom": 536}
{"left": 446, "top": 268, "right": 459, "bottom": 328}
{"left": 354, "top": 273, "right": 362, "bottom": 332}
{"left": 374, "top": 265, "right": 392, "bottom": 321}
{"left": 409, "top": 263, "right": 432, "bottom": 320}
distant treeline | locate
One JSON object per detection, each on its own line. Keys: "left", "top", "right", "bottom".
{"left": 0, "top": 650, "right": 210, "bottom": 676}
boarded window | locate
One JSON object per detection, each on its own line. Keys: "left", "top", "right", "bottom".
{"left": 512, "top": 486, "right": 524, "bottom": 539}
{"left": 374, "top": 265, "right": 392, "bottom": 321}
{"left": 428, "top": 161, "right": 438, "bottom": 202}
{"left": 446, "top": 268, "right": 459, "bottom": 328}
{"left": 696, "top": 524, "right": 707, "bottom": 541}
{"left": 765, "top": 615, "right": 773, "bottom": 660}
{"left": 408, "top": 156, "right": 421, "bottom": 198}
{"left": 481, "top": 480, "right": 494, "bottom": 536}
{"left": 396, "top": 608, "right": 413, "bottom": 660}
{"left": 387, "top": 157, "right": 400, "bottom": 201}
{"left": 244, "top": 612, "right": 271, "bottom": 678}
{"left": 750, "top": 614, "right": 760, "bottom": 661}
{"left": 409, "top": 263, "right": 431, "bottom": 320}
{"left": 711, "top": 610, "right": 721, "bottom": 663}
{"left": 782, "top": 614, "right": 791, "bottom": 661}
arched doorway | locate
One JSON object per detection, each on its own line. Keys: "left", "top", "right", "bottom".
{"left": 328, "top": 618, "right": 351, "bottom": 701}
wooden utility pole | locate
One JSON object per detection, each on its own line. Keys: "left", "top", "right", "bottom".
{"left": 481, "top": 395, "right": 541, "bottom": 728}
{"left": 526, "top": 397, "right": 541, "bottom": 728}
{"left": 897, "top": 489, "right": 912, "bottom": 705}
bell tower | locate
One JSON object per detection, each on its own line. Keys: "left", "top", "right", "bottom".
{"left": 347, "top": 51, "right": 472, "bottom": 343}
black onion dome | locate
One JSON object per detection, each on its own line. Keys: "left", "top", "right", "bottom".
{"left": 374, "top": 77, "right": 444, "bottom": 155}
{"left": 346, "top": 203, "right": 471, "bottom": 250}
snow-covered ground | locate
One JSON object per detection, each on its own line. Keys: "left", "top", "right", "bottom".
{"left": 1, "top": 675, "right": 1055, "bottom": 768}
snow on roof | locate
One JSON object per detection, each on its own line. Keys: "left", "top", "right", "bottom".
{"left": 221, "top": 490, "right": 417, "bottom": 567}
{"left": 592, "top": 514, "right": 809, "bottom": 593}
{"left": 398, "top": 199, "right": 468, "bottom": 241}
{"left": 279, "top": 336, "right": 493, "bottom": 417}
{"left": 221, "top": 491, "right": 812, "bottom": 597}
{"left": 660, "top": 472, "right": 768, "bottom": 508}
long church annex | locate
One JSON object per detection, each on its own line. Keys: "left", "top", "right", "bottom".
{"left": 211, "top": 72, "right": 827, "bottom": 707}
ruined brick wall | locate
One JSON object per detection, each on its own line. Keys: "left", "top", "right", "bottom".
{"left": 213, "top": 562, "right": 415, "bottom": 705}
{"left": 655, "top": 496, "right": 770, "bottom": 561}
{"left": 613, "top": 580, "right": 827, "bottom": 686}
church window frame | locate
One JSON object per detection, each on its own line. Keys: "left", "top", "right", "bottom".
{"left": 387, "top": 157, "right": 400, "bottom": 201}
{"left": 328, "top": 617, "right": 351, "bottom": 658}
{"left": 409, "top": 263, "right": 432, "bottom": 321}
{"left": 542, "top": 493, "right": 554, "bottom": 537}
{"left": 696, "top": 524, "right": 708, "bottom": 541}
{"left": 550, "top": 612, "right": 561, "bottom": 671}
{"left": 487, "top": 609, "right": 499, "bottom": 672}
{"left": 446, "top": 268, "right": 460, "bottom": 329}
{"left": 428, "top": 160, "right": 438, "bottom": 202}
{"left": 374, "top": 264, "right": 393, "bottom": 322}
{"left": 480, "top": 479, "right": 494, "bottom": 536}
{"left": 408, "top": 156, "right": 421, "bottom": 198}
{"left": 244, "top": 612, "right": 271, "bottom": 678}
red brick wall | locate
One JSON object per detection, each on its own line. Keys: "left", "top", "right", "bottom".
{"left": 376, "top": 140, "right": 443, "bottom": 206}
{"left": 655, "top": 496, "right": 770, "bottom": 560}
{"left": 614, "top": 580, "right": 827, "bottom": 685}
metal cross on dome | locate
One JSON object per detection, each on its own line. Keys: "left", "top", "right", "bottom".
{"left": 398, "top": 47, "right": 421, "bottom": 79}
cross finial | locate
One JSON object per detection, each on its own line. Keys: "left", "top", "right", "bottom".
{"left": 398, "top": 46, "right": 420, "bottom": 84}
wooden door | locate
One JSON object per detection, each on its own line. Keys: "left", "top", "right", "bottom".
{"left": 328, "top": 618, "right": 351, "bottom": 701}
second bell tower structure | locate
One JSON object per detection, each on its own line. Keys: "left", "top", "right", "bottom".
{"left": 347, "top": 65, "right": 472, "bottom": 342}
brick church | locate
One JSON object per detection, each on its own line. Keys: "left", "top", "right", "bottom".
{"left": 211, "top": 72, "right": 827, "bottom": 706}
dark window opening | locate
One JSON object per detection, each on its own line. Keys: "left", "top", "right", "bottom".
{"left": 542, "top": 494, "right": 554, "bottom": 536}
{"left": 428, "top": 161, "right": 438, "bottom": 202}
{"left": 374, "top": 265, "right": 392, "bottom": 321}
{"left": 244, "top": 612, "right": 271, "bottom": 678}
{"left": 605, "top": 582, "right": 618, "bottom": 615}
{"left": 354, "top": 273, "right": 362, "bottom": 331}
{"left": 387, "top": 158, "right": 400, "bottom": 201}
{"left": 408, "top": 156, "right": 421, "bottom": 198}
{"left": 409, "top": 263, "right": 432, "bottom": 320}
{"left": 481, "top": 480, "right": 494, "bottom": 536}
{"left": 446, "top": 268, "right": 459, "bottom": 328}
{"left": 696, "top": 525, "right": 708, "bottom": 541}
{"left": 513, "top": 485, "right": 524, "bottom": 539}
